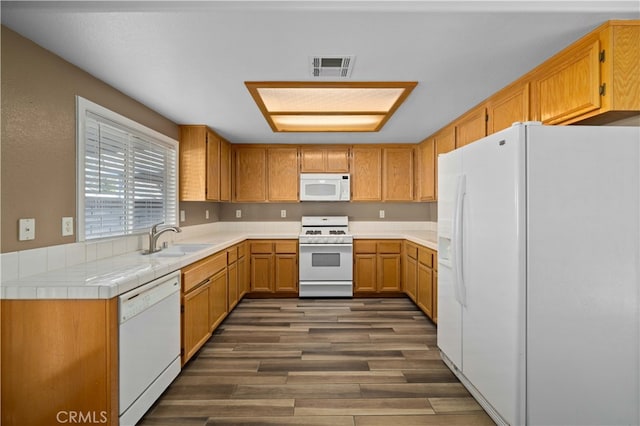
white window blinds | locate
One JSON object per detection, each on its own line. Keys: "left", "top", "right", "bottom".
{"left": 77, "top": 97, "right": 178, "bottom": 241}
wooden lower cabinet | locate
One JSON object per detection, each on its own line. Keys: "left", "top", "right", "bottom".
{"left": 1, "top": 298, "right": 118, "bottom": 426}
{"left": 250, "top": 240, "right": 298, "bottom": 294}
{"left": 182, "top": 280, "right": 212, "bottom": 363}
{"left": 354, "top": 240, "right": 402, "bottom": 294}
{"left": 404, "top": 241, "right": 438, "bottom": 322}
{"left": 210, "top": 268, "right": 228, "bottom": 331}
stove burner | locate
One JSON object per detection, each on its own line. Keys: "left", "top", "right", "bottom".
{"left": 305, "top": 230, "right": 321, "bottom": 235}
{"left": 329, "top": 230, "right": 346, "bottom": 235}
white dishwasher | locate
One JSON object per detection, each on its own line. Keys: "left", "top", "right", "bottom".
{"left": 119, "top": 270, "right": 181, "bottom": 426}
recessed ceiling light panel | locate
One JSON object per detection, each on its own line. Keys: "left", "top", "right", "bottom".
{"left": 246, "top": 81, "right": 417, "bottom": 133}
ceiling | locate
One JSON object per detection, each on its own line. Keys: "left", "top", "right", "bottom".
{"left": 2, "top": 1, "right": 639, "bottom": 144}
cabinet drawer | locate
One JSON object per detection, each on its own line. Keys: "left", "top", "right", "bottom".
{"left": 377, "top": 241, "right": 402, "bottom": 254}
{"left": 418, "top": 248, "right": 433, "bottom": 268}
{"left": 275, "top": 240, "right": 297, "bottom": 254}
{"left": 405, "top": 242, "right": 418, "bottom": 259}
{"left": 251, "top": 241, "right": 273, "bottom": 254}
{"left": 355, "top": 240, "right": 377, "bottom": 254}
{"left": 182, "top": 251, "right": 227, "bottom": 293}
{"left": 227, "top": 246, "right": 238, "bottom": 264}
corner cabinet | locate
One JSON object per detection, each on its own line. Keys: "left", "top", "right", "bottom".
{"left": 179, "top": 125, "right": 231, "bottom": 201}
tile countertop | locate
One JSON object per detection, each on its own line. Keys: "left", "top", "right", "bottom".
{"left": 1, "top": 226, "right": 436, "bottom": 300}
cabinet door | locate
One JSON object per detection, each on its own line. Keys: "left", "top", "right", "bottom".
{"left": 417, "top": 140, "right": 435, "bottom": 201}
{"left": 182, "top": 282, "right": 211, "bottom": 364}
{"left": 219, "top": 138, "right": 231, "bottom": 201}
{"left": 300, "top": 148, "right": 325, "bottom": 172}
{"left": 354, "top": 254, "right": 377, "bottom": 293}
{"left": 378, "top": 254, "right": 402, "bottom": 292}
{"left": 535, "top": 40, "right": 601, "bottom": 125}
{"left": 455, "top": 106, "right": 487, "bottom": 148}
{"left": 417, "top": 263, "right": 433, "bottom": 319}
{"left": 227, "top": 261, "right": 238, "bottom": 311}
{"left": 205, "top": 129, "right": 221, "bottom": 201}
{"left": 383, "top": 147, "right": 414, "bottom": 201}
{"left": 351, "top": 147, "right": 382, "bottom": 201}
{"left": 487, "top": 82, "right": 530, "bottom": 135}
{"left": 404, "top": 252, "right": 418, "bottom": 302}
{"left": 251, "top": 254, "right": 273, "bottom": 292}
{"left": 274, "top": 254, "right": 298, "bottom": 292}
{"left": 238, "top": 255, "right": 249, "bottom": 298}
{"left": 179, "top": 125, "right": 207, "bottom": 201}
{"left": 435, "top": 126, "right": 456, "bottom": 200}
{"left": 209, "top": 269, "right": 228, "bottom": 332}
{"left": 268, "top": 147, "right": 299, "bottom": 201}
{"left": 235, "top": 147, "right": 267, "bottom": 201}
{"left": 325, "top": 148, "right": 350, "bottom": 172}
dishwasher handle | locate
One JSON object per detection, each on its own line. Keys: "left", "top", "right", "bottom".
{"left": 119, "top": 270, "right": 181, "bottom": 324}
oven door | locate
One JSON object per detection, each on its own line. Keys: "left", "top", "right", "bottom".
{"left": 299, "top": 243, "right": 353, "bottom": 282}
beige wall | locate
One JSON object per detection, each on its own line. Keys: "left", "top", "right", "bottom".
{"left": 1, "top": 26, "right": 179, "bottom": 253}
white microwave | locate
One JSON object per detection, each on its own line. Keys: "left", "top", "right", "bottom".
{"left": 300, "top": 173, "right": 350, "bottom": 201}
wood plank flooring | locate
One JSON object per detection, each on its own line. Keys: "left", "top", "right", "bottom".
{"left": 139, "top": 298, "right": 495, "bottom": 426}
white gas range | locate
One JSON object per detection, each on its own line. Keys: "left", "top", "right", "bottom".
{"left": 298, "top": 216, "right": 353, "bottom": 297}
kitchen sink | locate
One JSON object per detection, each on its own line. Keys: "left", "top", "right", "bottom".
{"left": 150, "top": 244, "right": 214, "bottom": 257}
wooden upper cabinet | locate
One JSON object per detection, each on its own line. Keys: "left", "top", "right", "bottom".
{"left": 351, "top": 147, "right": 382, "bottom": 201}
{"left": 234, "top": 146, "right": 267, "bottom": 202}
{"left": 300, "top": 146, "right": 350, "bottom": 173}
{"left": 179, "top": 125, "right": 228, "bottom": 201}
{"left": 455, "top": 105, "right": 487, "bottom": 148}
{"left": 534, "top": 40, "right": 601, "bottom": 125}
{"left": 268, "top": 147, "right": 299, "bottom": 201}
{"left": 532, "top": 21, "right": 640, "bottom": 125}
{"left": 382, "top": 147, "right": 414, "bottom": 201}
{"left": 487, "top": 81, "right": 530, "bottom": 134}
{"left": 417, "top": 139, "right": 435, "bottom": 202}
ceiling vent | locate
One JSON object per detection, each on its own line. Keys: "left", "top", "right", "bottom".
{"left": 310, "top": 56, "right": 355, "bottom": 78}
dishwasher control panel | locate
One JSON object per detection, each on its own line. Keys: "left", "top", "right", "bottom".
{"left": 119, "top": 271, "right": 180, "bottom": 324}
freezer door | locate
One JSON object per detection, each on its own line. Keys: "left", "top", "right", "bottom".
{"left": 458, "top": 125, "right": 527, "bottom": 426}
{"left": 437, "top": 148, "right": 464, "bottom": 369}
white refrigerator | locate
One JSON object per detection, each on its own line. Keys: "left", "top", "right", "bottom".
{"left": 437, "top": 122, "right": 639, "bottom": 426}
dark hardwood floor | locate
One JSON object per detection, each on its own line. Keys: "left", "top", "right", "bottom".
{"left": 139, "top": 298, "right": 495, "bottom": 426}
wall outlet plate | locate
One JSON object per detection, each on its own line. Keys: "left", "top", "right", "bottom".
{"left": 62, "top": 217, "right": 74, "bottom": 236}
{"left": 19, "top": 218, "right": 36, "bottom": 241}
{"left": 379, "top": 210, "right": 385, "bottom": 219}
{"left": 235, "top": 210, "right": 242, "bottom": 218}
{"left": 280, "top": 209, "right": 287, "bottom": 218}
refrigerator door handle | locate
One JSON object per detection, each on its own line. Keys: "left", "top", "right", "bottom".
{"left": 452, "top": 174, "right": 467, "bottom": 307}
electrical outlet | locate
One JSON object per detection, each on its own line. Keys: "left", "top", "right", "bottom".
{"left": 280, "top": 209, "right": 287, "bottom": 218}
{"left": 19, "top": 218, "right": 35, "bottom": 241}
{"left": 379, "top": 210, "right": 385, "bottom": 219}
{"left": 62, "top": 217, "right": 74, "bottom": 236}
{"left": 205, "top": 209, "right": 210, "bottom": 219}
{"left": 235, "top": 209, "right": 242, "bottom": 218}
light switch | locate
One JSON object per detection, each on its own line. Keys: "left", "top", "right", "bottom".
{"left": 62, "top": 217, "right": 74, "bottom": 236}
{"left": 19, "top": 218, "right": 35, "bottom": 241}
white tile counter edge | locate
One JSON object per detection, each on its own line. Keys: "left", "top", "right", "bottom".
{"left": 1, "top": 221, "right": 436, "bottom": 300}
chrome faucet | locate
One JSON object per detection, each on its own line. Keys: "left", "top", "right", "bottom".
{"left": 144, "top": 222, "right": 182, "bottom": 254}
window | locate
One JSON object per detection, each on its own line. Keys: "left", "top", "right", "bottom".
{"left": 77, "top": 97, "right": 178, "bottom": 241}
